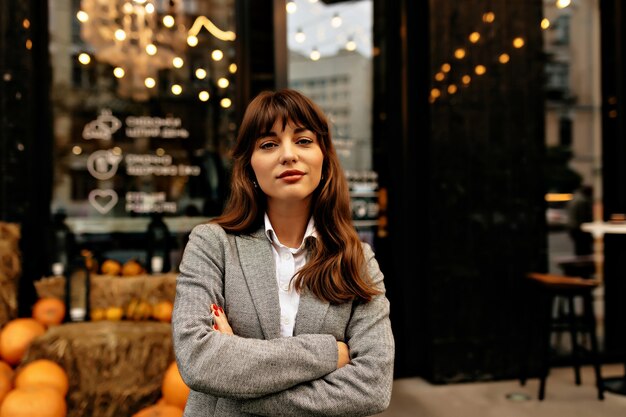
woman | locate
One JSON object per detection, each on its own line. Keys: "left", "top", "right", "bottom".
{"left": 172, "top": 89, "right": 394, "bottom": 417}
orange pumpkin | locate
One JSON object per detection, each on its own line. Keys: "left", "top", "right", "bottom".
{"left": 0, "top": 386, "right": 66, "bottom": 417}
{"left": 152, "top": 301, "right": 174, "bottom": 323}
{"left": 0, "top": 361, "right": 13, "bottom": 381}
{"left": 101, "top": 259, "right": 122, "bottom": 276}
{"left": 122, "top": 259, "right": 145, "bottom": 276}
{"left": 0, "top": 372, "right": 11, "bottom": 407}
{"left": 15, "top": 359, "right": 69, "bottom": 396}
{"left": 32, "top": 298, "right": 66, "bottom": 327}
{"left": 161, "top": 362, "right": 189, "bottom": 410}
{"left": 132, "top": 404, "right": 183, "bottom": 417}
{"left": 0, "top": 319, "right": 46, "bottom": 365}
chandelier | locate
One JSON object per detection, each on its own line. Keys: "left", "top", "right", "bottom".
{"left": 78, "top": 0, "right": 236, "bottom": 101}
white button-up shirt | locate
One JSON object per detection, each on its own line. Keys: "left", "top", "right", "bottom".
{"left": 264, "top": 213, "right": 317, "bottom": 337}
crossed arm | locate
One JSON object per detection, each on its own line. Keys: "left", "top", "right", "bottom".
{"left": 210, "top": 303, "right": 351, "bottom": 370}
{"left": 172, "top": 224, "right": 394, "bottom": 416}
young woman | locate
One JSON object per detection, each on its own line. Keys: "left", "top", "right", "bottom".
{"left": 172, "top": 89, "right": 394, "bottom": 416}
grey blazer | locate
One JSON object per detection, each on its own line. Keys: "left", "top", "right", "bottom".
{"left": 172, "top": 223, "right": 395, "bottom": 417}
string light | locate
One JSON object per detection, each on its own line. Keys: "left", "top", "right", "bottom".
{"left": 78, "top": 53, "right": 91, "bottom": 65}
{"left": 114, "top": 29, "right": 127, "bottom": 41}
{"left": 345, "top": 39, "right": 357, "bottom": 51}
{"left": 72, "top": 146, "right": 83, "bottom": 155}
{"left": 113, "top": 67, "right": 125, "bottom": 78}
{"left": 462, "top": 75, "right": 471, "bottom": 85}
{"left": 430, "top": 88, "right": 441, "bottom": 98}
{"left": 310, "top": 48, "right": 321, "bottom": 61}
{"left": 199, "top": 91, "right": 210, "bottom": 101}
{"left": 163, "top": 15, "right": 175, "bottom": 28}
{"left": 220, "top": 98, "right": 232, "bottom": 108}
{"left": 482, "top": 12, "right": 495, "bottom": 23}
{"left": 454, "top": 48, "right": 466, "bottom": 59}
{"left": 556, "top": 0, "right": 571, "bottom": 9}
{"left": 286, "top": 1, "right": 297, "bottom": 14}
{"left": 195, "top": 68, "right": 207, "bottom": 79}
{"left": 499, "top": 53, "right": 510, "bottom": 64}
{"left": 76, "top": 11, "right": 89, "bottom": 22}
{"left": 441, "top": 63, "right": 451, "bottom": 73}
{"left": 447, "top": 85, "right": 458, "bottom": 94}
{"left": 212, "top": 49, "right": 224, "bottom": 61}
{"left": 295, "top": 28, "right": 306, "bottom": 43}
{"left": 513, "top": 37, "right": 525, "bottom": 48}
{"left": 541, "top": 18, "right": 550, "bottom": 30}
{"left": 435, "top": 72, "right": 445, "bottom": 82}
{"left": 469, "top": 32, "right": 480, "bottom": 43}
{"left": 144, "top": 77, "right": 156, "bottom": 88}
{"left": 475, "top": 65, "right": 486, "bottom": 75}
{"left": 331, "top": 13, "right": 342, "bottom": 28}
{"left": 171, "top": 84, "right": 182, "bottom": 95}
{"left": 172, "top": 57, "right": 184, "bottom": 68}
{"left": 146, "top": 44, "right": 157, "bottom": 55}
{"left": 217, "top": 77, "right": 230, "bottom": 88}
{"left": 145, "top": 3, "right": 154, "bottom": 13}
{"left": 229, "top": 63, "right": 237, "bottom": 73}
{"left": 187, "top": 35, "right": 199, "bottom": 47}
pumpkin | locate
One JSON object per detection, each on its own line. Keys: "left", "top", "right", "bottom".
{"left": 101, "top": 259, "right": 122, "bottom": 276}
{"left": 161, "top": 362, "right": 189, "bottom": 410}
{"left": 122, "top": 259, "right": 145, "bottom": 276}
{"left": 0, "top": 319, "right": 46, "bottom": 365}
{"left": 152, "top": 301, "right": 174, "bottom": 323}
{"left": 132, "top": 404, "right": 183, "bottom": 417}
{"left": 15, "top": 359, "right": 69, "bottom": 396}
{"left": 0, "top": 372, "right": 11, "bottom": 406}
{"left": 32, "top": 298, "right": 66, "bottom": 327}
{"left": 0, "top": 386, "right": 66, "bottom": 417}
{"left": 0, "top": 361, "right": 13, "bottom": 381}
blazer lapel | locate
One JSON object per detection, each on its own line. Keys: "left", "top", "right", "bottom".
{"left": 235, "top": 228, "right": 281, "bottom": 340}
{"left": 294, "top": 288, "right": 329, "bottom": 335}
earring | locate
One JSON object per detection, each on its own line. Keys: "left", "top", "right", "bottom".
{"left": 252, "top": 180, "right": 258, "bottom": 188}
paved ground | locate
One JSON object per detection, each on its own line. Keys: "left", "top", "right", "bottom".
{"left": 378, "top": 364, "right": 626, "bottom": 417}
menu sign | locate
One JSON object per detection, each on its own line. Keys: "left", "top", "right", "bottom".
{"left": 82, "top": 109, "right": 201, "bottom": 215}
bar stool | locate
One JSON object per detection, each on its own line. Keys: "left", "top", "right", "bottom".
{"left": 523, "top": 272, "right": 604, "bottom": 400}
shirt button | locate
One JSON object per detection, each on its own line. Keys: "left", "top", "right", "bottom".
{"left": 281, "top": 316, "right": 291, "bottom": 325}
{"left": 280, "top": 283, "right": 290, "bottom": 292}
{"left": 281, "top": 252, "right": 290, "bottom": 261}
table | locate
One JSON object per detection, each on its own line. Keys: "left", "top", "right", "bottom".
{"left": 581, "top": 221, "right": 626, "bottom": 396}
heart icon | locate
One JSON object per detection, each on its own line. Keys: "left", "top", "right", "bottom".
{"left": 89, "top": 189, "right": 119, "bottom": 214}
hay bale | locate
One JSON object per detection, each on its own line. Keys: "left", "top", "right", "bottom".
{"left": 0, "top": 222, "right": 20, "bottom": 326}
{"left": 22, "top": 321, "right": 174, "bottom": 417}
{"left": 33, "top": 273, "right": 177, "bottom": 310}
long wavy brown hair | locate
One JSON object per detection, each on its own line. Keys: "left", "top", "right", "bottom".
{"left": 213, "top": 89, "right": 380, "bottom": 303}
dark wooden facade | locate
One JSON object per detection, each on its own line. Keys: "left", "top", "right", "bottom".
{"left": 373, "top": 0, "right": 547, "bottom": 381}
{"left": 600, "top": 0, "right": 626, "bottom": 358}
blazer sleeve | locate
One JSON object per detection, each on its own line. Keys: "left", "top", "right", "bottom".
{"left": 172, "top": 224, "right": 339, "bottom": 400}
{"left": 240, "top": 243, "right": 395, "bottom": 417}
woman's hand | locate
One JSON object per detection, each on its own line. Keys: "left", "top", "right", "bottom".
{"left": 336, "top": 341, "right": 350, "bottom": 369}
{"left": 211, "top": 304, "right": 234, "bottom": 335}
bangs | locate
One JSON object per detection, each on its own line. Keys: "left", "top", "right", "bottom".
{"left": 253, "top": 91, "right": 328, "bottom": 138}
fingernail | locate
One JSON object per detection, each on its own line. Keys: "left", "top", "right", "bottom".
{"left": 219, "top": 307, "right": 224, "bottom": 313}
{"left": 213, "top": 324, "right": 219, "bottom": 330}
{"left": 214, "top": 310, "right": 220, "bottom": 317}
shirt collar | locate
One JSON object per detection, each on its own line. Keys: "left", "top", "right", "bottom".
{"left": 264, "top": 213, "right": 317, "bottom": 252}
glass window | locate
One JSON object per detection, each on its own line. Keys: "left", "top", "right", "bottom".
{"left": 286, "top": 0, "right": 376, "bottom": 244}
{"left": 49, "top": 0, "right": 238, "bottom": 268}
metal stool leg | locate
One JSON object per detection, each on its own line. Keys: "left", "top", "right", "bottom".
{"left": 568, "top": 295, "right": 582, "bottom": 385}
{"left": 583, "top": 293, "right": 604, "bottom": 400}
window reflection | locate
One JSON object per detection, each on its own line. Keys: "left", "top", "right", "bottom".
{"left": 49, "top": 0, "right": 237, "bottom": 222}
